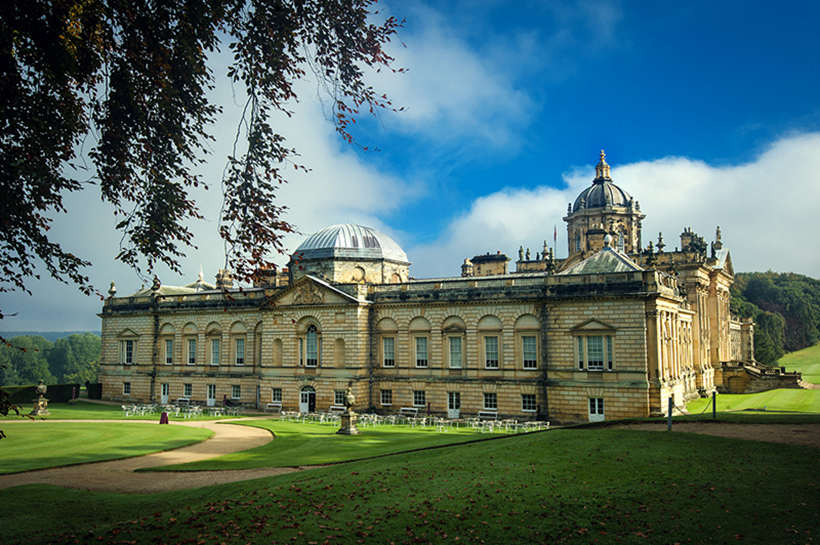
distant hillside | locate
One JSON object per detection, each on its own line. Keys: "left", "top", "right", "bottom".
{"left": 731, "top": 272, "right": 820, "bottom": 365}
{"left": 0, "top": 331, "right": 100, "bottom": 342}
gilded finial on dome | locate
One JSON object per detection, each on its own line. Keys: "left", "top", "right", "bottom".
{"left": 595, "top": 149, "right": 611, "bottom": 180}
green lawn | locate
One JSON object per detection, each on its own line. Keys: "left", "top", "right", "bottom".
{"left": 0, "top": 422, "right": 212, "bottom": 474}
{"left": 778, "top": 341, "right": 820, "bottom": 384}
{"left": 23, "top": 400, "right": 257, "bottom": 421}
{"left": 686, "top": 388, "right": 820, "bottom": 413}
{"left": 1, "top": 428, "right": 817, "bottom": 545}
{"left": 149, "top": 420, "right": 497, "bottom": 471}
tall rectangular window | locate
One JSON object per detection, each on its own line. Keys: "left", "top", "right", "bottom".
{"left": 522, "top": 336, "right": 537, "bottom": 369}
{"left": 123, "top": 382, "right": 131, "bottom": 395}
{"left": 121, "top": 340, "right": 134, "bottom": 364}
{"left": 587, "top": 336, "right": 604, "bottom": 371}
{"left": 183, "top": 383, "right": 192, "bottom": 397}
{"left": 334, "top": 390, "right": 345, "bottom": 406}
{"left": 577, "top": 337, "right": 584, "bottom": 369}
{"left": 606, "top": 336, "right": 613, "bottom": 371}
{"left": 485, "top": 336, "right": 499, "bottom": 369}
{"left": 483, "top": 392, "right": 497, "bottom": 410}
{"left": 231, "top": 385, "right": 241, "bottom": 399}
{"left": 271, "top": 387, "right": 282, "bottom": 402}
{"left": 165, "top": 339, "right": 173, "bottom": 364}
{"left": 383, "top": 337, "right": 395, "bottom": 367}
{"left": 413, "top": 390, "right": 426, "bottom": 407}
{"left": 211, "top": 338, "right": 220, "bottom": 365}
{"left": 589, "top": 397, "right": 604, "bottom": 415}
{"left": 415, "top": 337, "right": 428, "bottom": 368}
{"left": 235, "top": 338, "right": 245, "bottom": 365}
{"left": 306, "top": 326, "right": 318, "bottom": 367}
{"left": 381, "top": 389, "right": 393, "bottom": 406}
{"left": 449, "top": 337, "right": 462, "bottom": 368}
{"left": 187, "top": 338, "right": 196, "bottom": 365}
{"left": 207, "top": 384, "right": 216, "bottom": 400}
{"left": 521, "top": 394, "right": 536, "bottom": 412}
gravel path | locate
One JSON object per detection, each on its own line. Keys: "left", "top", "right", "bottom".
{"left": 0, "top": 419, "right": 303, "bottom": 494}
{"left": 611, "top": 422, "right": 820, "bottom": 449}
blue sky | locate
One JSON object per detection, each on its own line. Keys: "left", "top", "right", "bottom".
{"left": 2, "top": 0, "right": 819, "bottom": 331}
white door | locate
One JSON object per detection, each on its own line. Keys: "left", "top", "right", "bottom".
{"left": 588, "top": 398, "right": 605, "bottom": 423}
{"left": 447, "top": 392, "right": 461, "bottom": 419}
{"left": 160, "top": 383, "right": 169, "bottom": 404}
{"left": 207, "top": 384, "right": 216, "bottom": 407}
{"left": 299, "top": 387, "right": 316, "bottom": 413}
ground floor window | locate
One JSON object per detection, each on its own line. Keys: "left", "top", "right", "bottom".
{"left": 334, "top": 390, "right": 345, "bottom": 406}
{"left": 231, "top": 385, "right": 241, "bottom": 399}
{"left": 120, "top": 339, "right": 134, "bottom": 364}
{"left": 521, "top": 394, "right": 536, "bottom": 412}
{"left": 123, "top": 382, "right": 131, "bottom": 395}
{"left": 183, "top": 383, "right": 192, "bottom": 397}
{"left": 589, "top": 397, "right": 604, "bottom": 415}
{"left": 413, "top": 390, "right": 426, "bottom": 407}
{"left": 271, "top": 388, "right": 282, "bottom": 402}
{"left": 381, "top": 389, "right": 392, "bottom": 406}
{"left": 483, "top": 392, "right": 497, "bottom": 410}
{"left": 207, "top": 384, "right": 216, "bottom": 400}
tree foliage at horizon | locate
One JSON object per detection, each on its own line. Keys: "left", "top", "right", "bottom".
{"left": 0, "top": 0, "right": 402, "bottom": 322}
{"left": 731, "top": 272, "right": 820, "bottom": 365}
{"left": 0, "top": 333, "right": 100, "bottom": 386}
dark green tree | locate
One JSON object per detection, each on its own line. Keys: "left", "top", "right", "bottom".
{"left": 0, "top": 0, "right": 402, "bottom": 323}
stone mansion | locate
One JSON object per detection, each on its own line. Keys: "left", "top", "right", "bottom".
{"left": 98, "top": 151, "right": 763, "bottom": 423}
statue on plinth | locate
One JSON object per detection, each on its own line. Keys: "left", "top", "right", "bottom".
{"left": 336, "top": 383, "right": 360, "bottom": 435}
{"left": 29, "top": 380, "right": 49, "bottom": 418}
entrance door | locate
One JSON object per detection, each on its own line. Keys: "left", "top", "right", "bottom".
{"left": 207, "top": 384, "right": 216, "bottom": 407}
{"left": 447, "top": 392, "right": 461, "bottom": 419}
{"left": 299, "top": 386, "right": 316, "bottom": 413}
{"left": 160, "top": 383, "right": 169, "bottom": 404}
{"left": 588, "top": 398, "right": 605, "bottom": 423}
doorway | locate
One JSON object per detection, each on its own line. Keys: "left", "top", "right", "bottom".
{"left": 588, "top": 397, "right": 605, "bottom": 423}
{"left": 447, "top": 391, "right": 461, "bottom": 419}
{"left": 207, "top": 384, "right": 216, "bottom": 407}
{"left": 160, "top": 383, "right": 169, "bottom": 404}
{"left": 299, "top": 386, "right": 316, "bottom": 413}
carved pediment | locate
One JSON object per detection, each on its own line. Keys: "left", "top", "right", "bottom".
{"left": 273, "top": 276, "right": 358, "bottom": 307}
{"left": 570, "top": 319, "right": 616, "bottom": 333}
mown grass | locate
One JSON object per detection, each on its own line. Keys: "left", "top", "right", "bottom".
{"left": 778, "top": 341, "right": 820, "bottom": 384}
{"left": 686, "top": 388, "right": 820, "bottom": 414}
{"left": 0, "top": 422, "right": 212, "bottom": 474}
{"left": 16, "top": 401, "right": 258, "bottom": 421}
{"left": 1, "top": 428, "right": 817, "bottom": 545}
{"left": 148, "top": 420, "right": 496, "bottom": 471}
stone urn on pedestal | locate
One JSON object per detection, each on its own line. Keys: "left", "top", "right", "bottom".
{"left": 30, "top": 380, "right": 49, "bottom": 418}
{"left": 336, "top": 384, "right": 360, "bottom": 435}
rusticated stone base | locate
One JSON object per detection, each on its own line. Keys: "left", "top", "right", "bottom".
{"left": 336, "top": 412, "right": 359, "bottom": 435}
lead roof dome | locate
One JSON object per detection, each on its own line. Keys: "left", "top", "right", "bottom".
{"left": 294, "top": 224, "right": 409, "bottom": 263}
{"left": 572, "top": 150, "right": 634, "bottom": 212}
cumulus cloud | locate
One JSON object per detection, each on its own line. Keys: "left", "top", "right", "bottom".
{"left": 407, "top": 133, "right": 820, "bottom": 279}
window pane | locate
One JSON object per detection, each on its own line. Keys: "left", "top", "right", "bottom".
{"left": 522, "top": 394, "right": 536, "bottom": 412}
{"left": 606, "top": 335, "right": 613, "bottom": 370}
{"left": 272, "top": 388, "right": 282, "bottom": 402}
{"left": 416, "top": 337, "right": 428, "bottom": 367}
{"left": 188, "top": 339, "right": 196, "bottom": 364}
{"left": 231, "top": 385, "right": 240, "bottom": 399}
{"left": 483, "top": 392, "right": 497, "bottom": 409}
{"left": 123, "top": 382, "right": 131, "bottom": 395}
{"left": 211, "top": 338, "right": 220, "bottom": 365}
{"left": 334, "top": 390, "right": 345, "bottom": 405}
{"left": 383, "top": 337, "right": 395, "bottom": 367}
{"left": 413, "top": 390, "right": 425, "bottom": 407}
{"left": 522, "top": 336, "right": 537, "bottom": 368}
{"left": 184, "top": 383, "right": 192, "bottom": 397}
{"left": 165, "top": 340, "right": 173, "bottom": 364}
{"left": 449, "top": 337, "right": 462, "bottom": 368}
{"left": 577, "top": 337, "right": 584, "bottom": 369}
{"left": 587, "top": 336, "right": 604, "bottom": 370}
{"left": 381, "top": 389, "right": 392, "bottom": 405}
{"left": 485, "top": 336, "right": 498, "bottom": 368}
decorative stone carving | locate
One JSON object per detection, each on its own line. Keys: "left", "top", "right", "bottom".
{"left": 293, "top": 283, "right": 324, "bottom": 304}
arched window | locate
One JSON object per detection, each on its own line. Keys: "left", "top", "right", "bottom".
{"left": 306, "top": 325, "right": 318, "bottom": 366}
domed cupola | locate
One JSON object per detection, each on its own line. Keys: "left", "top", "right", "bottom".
{"left": 572, "top": 150, "right": 635, "bottom": 212}
{"left": 563, "top": 150, "right": 645, "bottom": 261}
{"left": 290, "top": 224, "right": 410, "bottom": 285}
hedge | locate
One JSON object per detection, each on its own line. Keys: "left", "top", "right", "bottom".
{"left": 1, "top": 383, "right": 81, "bottom": 404}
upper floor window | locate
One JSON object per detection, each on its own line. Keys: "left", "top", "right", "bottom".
{"left": 382, "top": 337, "right": 395, "bottom": 367}
{"left": 415, "top": 337, "right": 428, "bottom": 368}
{"left": 577, "top": 335, "right": 614, "bottom": 371}
{"left": 210, "top": 338, "right": 220, "bottom": 365}
{"left": 235, "top": 338, "right": 245, "bottom": 365}
{"left": 617, "top": 233, "right": 625, "bottom": 252}
{"left": 187, "top": 338, "right": 196, "bottom": 365}
{"left": 522, "top": 336, "right": 537, "bottom": 369}
{"left": 449, "top": 337, "right": 462, "bottom": 369}
{"left": 306, "top": 325, "right": 318, "bottom": 367}
{"left": 484, "top": 336, "right": 499, "bottom": 369}
{"left": 120, "top": 340, "right": 135, "bottom": 364}
{"left": 574, "top": 232, "right": 581, "bottom": 252}
{"left": 164, "top": 339, "right": 173, "bottom": 365}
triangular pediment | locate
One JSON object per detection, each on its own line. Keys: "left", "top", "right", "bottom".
{"left": 272, "top": 275, "right": 361, "bottom": 306}
{"left": 570, "top": 319, "right": 616, "bottom": 333}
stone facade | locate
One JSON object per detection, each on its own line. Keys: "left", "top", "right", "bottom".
{"left": 98, "top": 151, "right": 769, "bottom": 423}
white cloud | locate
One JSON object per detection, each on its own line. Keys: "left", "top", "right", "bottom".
{"left": 408, "top": 133, "right": 820, "bottom": 279}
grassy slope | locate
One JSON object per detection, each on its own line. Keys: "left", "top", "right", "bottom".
{"left": 0, "top": 422, "right": 212, "bottom": 474}
{"left": 1, "top": 428, "right": 817, "bottom": 545}
{"left": 687, "top": 388, "right": 820, "bottom": 413}
{"left": 778, "top": 341, "right": 820, "bottom": 384}
{"left": 150, "top": 420, "right": 495, "bottom": 471}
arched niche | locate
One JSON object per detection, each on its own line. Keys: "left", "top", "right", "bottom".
{"left": 514, "top": 314, "right": 539, "bottom": 331}
{"left": 205, "top": 321, "right": 222, "bottom": 336}
{"left": 159, "top": 323, "right": 175, "bottom": 335}
{"left": 230, "top": 320, "right": 247, "bottom": 334}
{"left": 442, "top": 316, "right": 466, "bottom": 333}
{"left": 376, "top": 317, "right": 398, "bottom": 333}
{"left": 409, "top": 316, "right": 431, "bottom": 332}
{"left": 182, "top": 322, "right": 198, "bottom": 335}
{"left": 477, "top": 315, "right": 502, "bottom": 331}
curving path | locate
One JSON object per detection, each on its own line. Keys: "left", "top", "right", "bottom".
{"left": 0, "top": 419, "right": 304, "bottom": 494}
